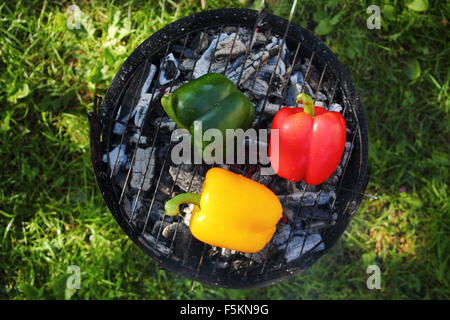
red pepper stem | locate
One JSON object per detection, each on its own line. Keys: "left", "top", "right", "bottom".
{"left": 296, "top": 93, "right": 315, "bottom": 118}
{"left": 164, "top": 192, "right": 201, "bottom": 216}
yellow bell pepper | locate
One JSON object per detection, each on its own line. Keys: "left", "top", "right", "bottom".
{"left": 164, "top": 167, "right": 283, "bottom": 253}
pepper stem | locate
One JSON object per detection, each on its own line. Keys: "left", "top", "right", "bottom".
{"left": 164, "top": 193, "right": 201, "bottom": 216}
{"left": 296, "top": 93, "right": 315, "bottom": 118}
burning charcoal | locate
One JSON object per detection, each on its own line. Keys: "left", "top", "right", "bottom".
{"left": 254, "top": 32, "right": 267, "bottom": 45}
{"left": 285, "top": 71, "right": 304, "bottom": 106}
{"left": 279, "top": 191, "right": 336, "bottom": 207}
{"left": 182, "top": 203, "right": 195, "bottom": 226}
{"left": 151, "top": 220, "right": 170, "bottom": 237}
{"left": 162, "top": 222, "right": 186, "bottom": 240}
{"left": 214, "top": 33, "right": 246, "bottom": 60}
{"left": 134, "top": 93, "right": 152, "bottom": 127}
{"left": 129, "top": 194, "right": 143, "bottom": 214}
{"left": 245, "top": 243, "right": 270, "bottom": 264}
{"left": 285, "top": 233, "right": 323, "bottom": 263}
{"left": 245, "top": 61, "right": 286, "bottom": 99}
{"left": 183, "top": 48, "right": 195, "bottom": 59}
{"left": 148, "top": 201, "right": 165, "bottom": 223}
{"left": 301, "top": 58, "right": 320, "bottom": 88}
{"left": 164, "top": 82, "right": 183, "bottom": 93}
{"left": 169, "top": 165, "right": 204, "bottom": 194}
{"left": 152, "top": 116, "right": 176, "bottom": 132}
{"left": 298, "top": 81, "right": 316, "bottom": 98}
{"left": 113, "top": 108, "right": 136, "bottom": 135}
{"left": 225, "top": 36, "right": 282, "bottom": 85}
{"left": 308, "top": 219, "right": 334, "bottom": 230}
{"left": 179, "top": 58, "right": 195, "bottom": 72}
{"left": 163, "top": 222, "right": 203, "bottom": 259}
{"left": 251, "top": 167, "right": 273, "bottom": 187}
{"left": 272, "top": 223, "right": 291, "bottom": 246}
{"left": 220, "top": 248, "right": 236, "bottom": 259}
{"left": 283, "top": 207, "right": 295, "bottom": 222}
{"left": 140, "top": 64, "right": 157, "bottom": 96}
{"left": 314, "top": 101, "right": 326, "bottom": 108}
{"left": 328, "top": 103, "right": 343, "bottom": 112}
{"left": 299, "top": 207, "right": 332, "bottom": 221}
{"left": 191, "top": 31, "right": 209, "bottom": 56}
{"left": 158, "top": 53, "right": 180, "bottom": 86}
{"left": 227, "top": 49, "right": 271, "bottom": 85}
{"left": 113, "top": 119, "right": 127, "bottom": 135}
{"left": 193, "top": 33, "right": 228, "bottom": 79}
{"left": 256, "top": 100, "right": 282, "bottom": 116}
{"left": 129, "top": 133, "right": 148, "bottom": 145}
{"left": 130, "top": 147, "right": 155, "bottom": 191}
{"left": 314, "top": 91, "right": 328, "bottom": 102}
{"left": 102, "top": 144, "right": 127, "bottom": 176}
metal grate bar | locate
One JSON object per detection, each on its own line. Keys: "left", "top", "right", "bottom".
{"left": 181, "top": 165, "right": 199, "bottom": 266}
{"left": 118, "top": 42, "right": 172, "bottom": 205}
{"left": 248, "top": 28, "right": 273, "bottom": 93}
{"left": 222, "top": 26, "right": 241, "bottom": 75}
{"left": 236, "top": 0, "right": 266, "bottom": 86}
{"left": 313, "top": 64, "right": 327, "bottom": 104}
{"left": 275, "top": 39, "right": 302, "bottom": 110}
{"left": 104, "top": 72, "right": 138, "bottom": 173}
{"left": 128, "top": 35, "right": 188, "bottom": 223}
{"left": 259, "top": 0, "right": 298, "bottom": 114}
{"left": 259, "top": 181, "right": 293, "bottom": 274}
{"left": 299, "top": 190, "right": 323, "bottom": 256}
{"left": 109, "top": 60, "right": 150, "bottom": 179}
{"left": 142, "top": 139, "right": 173, "bottom": 236}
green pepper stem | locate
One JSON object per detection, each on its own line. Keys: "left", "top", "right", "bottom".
{"left": 296, "top": 93, "right": 315, "bottom": 118}
{"left": 164, "top": 193, "right": 201, "bottom": 216}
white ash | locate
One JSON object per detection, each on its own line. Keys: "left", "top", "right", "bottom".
{"left": 113, "top": 108, "right": 136, "bottom": 135}
{"left": 225, "top": 36, "right": 283, "bottom": 84}
{"left": 220, "top": 248, "right": 236, "bottom": 259}
{"left": 278, "top": 191, "right": 336, "bottom": 207}
{"left": 328, "top": 103, "right": 343, "bottom": 112}
{"left": 134, "top": 93, "right": 152, "bottom": 127}
{"left": 130, "top": 147, "right": 155, "bottom": 191}
{"left": 140, "top": 63, "right": 157, "bottom": 97}
{"left": 152, "top": 116, "right": 177, "bottom": 132}
{"left": 254, "top": 32, "right": 267, "bottom": 45}
{"left": 129, "top": 133, "right": 147, "bottom": 145}
{"left": 158, "top": 53, "right": 180, "bottom": 86}
{"left": 215, "top": 32, "right": 247, "bottom": 60}
{"left": 192, "top": 31, "right": 209, "bottom": 56}
{"left": 193, "top": 33, "right": 228, "bottom": 79}
{"left": 314, "top": 101, "right": 327, "bottom": 108}
{"left": 142, "top": 232, "right": 171, "bottom": 255}
{"left": 179, "top": 58, "right": 195, "bottom": 72}
{"left": 285, "top": 233, "right": 324, "bottom": 263}
{"left": 243, "top": 243, "right": 270, "bottom": 264}
{"left": 102, "top": 144, "right": 127, "bottom": 176}
{"left": 314, "top": 91, "right": 328, "bottom": 102}
{"left": 169, "top": 165, "right": 204, "bottom": 194}
{"left": 129, "top": 194, "right": 143, "bottom": 214}
{"left": 182, "top": 203, "right": 195, "bottom": 226}
{"left": 272, "top": 223, "right": 291, "bottom": 246}
{"left": 256, "top": 100, "right": 282, "bottom": 115}
{"left": 285, "top": 71, "right": 304, "bottom": 106}
{"left": 163, "top": 82, "right": 183, "bottom": 93}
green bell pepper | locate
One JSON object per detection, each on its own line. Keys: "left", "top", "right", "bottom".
{"left": 161, "top": 73, "right": 255, "bottom": 159}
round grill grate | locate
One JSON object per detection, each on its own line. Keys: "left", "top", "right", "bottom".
{"left": 89, "top": 8, "right": 369, "bottom": 289}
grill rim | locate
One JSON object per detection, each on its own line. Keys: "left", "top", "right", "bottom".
{"left": 89, "top": 8, "right": 369, "bottom": 289}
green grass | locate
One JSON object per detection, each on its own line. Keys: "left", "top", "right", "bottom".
{"left": 0, "top": 0, "right": 448, "bottom": 299}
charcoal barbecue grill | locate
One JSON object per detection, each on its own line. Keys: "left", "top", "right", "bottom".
{"left": 88, "top": 2, "right": 369, "bottom": 289}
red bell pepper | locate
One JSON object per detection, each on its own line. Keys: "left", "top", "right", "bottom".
{"left": 269, "top": 93, "right": 347, "bottom": 185}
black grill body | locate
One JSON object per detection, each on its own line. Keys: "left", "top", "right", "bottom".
{"left": 89, "top": 8, "right": 368, "bottom": 289}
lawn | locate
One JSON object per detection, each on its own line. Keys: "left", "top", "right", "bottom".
{"left": 0, "top": 0, "right": 448, "bottom": 299}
